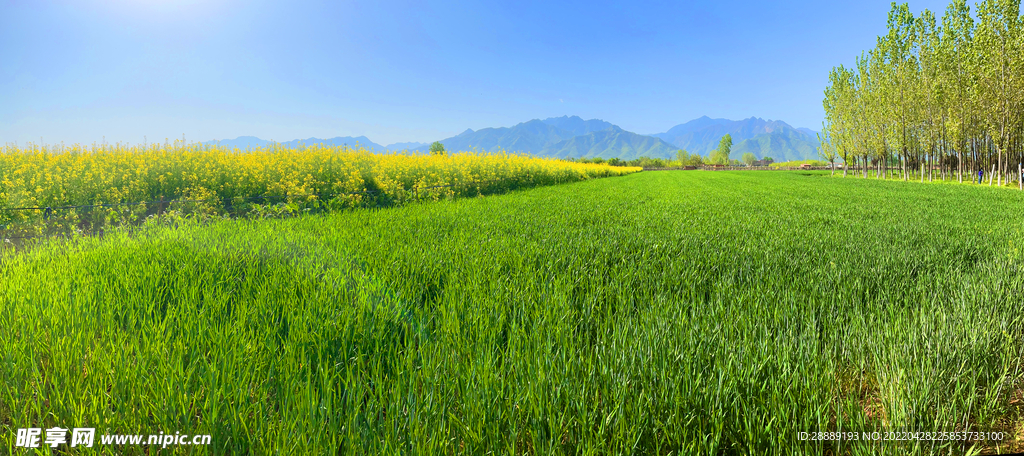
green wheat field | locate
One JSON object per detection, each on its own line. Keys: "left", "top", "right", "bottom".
{"left": 2, "top": 171, "right": 1023, "bottom": 455}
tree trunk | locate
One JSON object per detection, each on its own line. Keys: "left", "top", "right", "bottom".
{"left": 940, "top": 122, "right": 946, "bottom": 181}
{"left": 997, "top": 143, "right": 1003, "bottom": 186}
{"left": 972, "top": 137, "right": 978, "bottom": 184}
{"left": 958, "top": 148, "right": 961, "bottom": 183}
{"left": 958, "top": 140, "right": 963, "bottom": 183}
{"left": 901, "top": 152, "right": 907, "bottom": 181}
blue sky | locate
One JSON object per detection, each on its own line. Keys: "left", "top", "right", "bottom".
{"left": 1, "top": 0, "right": 952, "bottom": 146}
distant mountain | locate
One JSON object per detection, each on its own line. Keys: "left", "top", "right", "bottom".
{"left": 539, "top": 126, "right": 679, "bottom": 160}
{"left": 385, "top": 141, "right": 427, "bottom": 151}
{"left": 796, "top": 127, "right": 819, "bottom": 138}
{"left": 206, "top": 136, "right": 386, "bottom": 151}
{"left": 731, "top": 130, "right": 821, "bottom": 162}
{"left": 652, "top": 116, "right": 820, "bottom": 160}
{"left": 540, "top": 115, "right": 615, "bottom": 136}
{"left": 281, "top": 136, "right": 385, "bottom": 150}
{"left": 416, "top": 119, "right": 593, "bottom": 154}
{"left": 204, "top": 136, "right": 275, "bottom": 149}
{"left": 410, "top": 116, "right": 681, "bottom": 159}
{"left": 651, "top": 116, "right": 733, "bottom": 138}
{"left": 203, "top": 115, "right": 819, "bottom": 162}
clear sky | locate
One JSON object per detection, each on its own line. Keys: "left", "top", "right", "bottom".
{"left": 2, "top": 0, "right": 953, "bottom": 146}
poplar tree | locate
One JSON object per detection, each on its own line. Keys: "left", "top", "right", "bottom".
{"left": 713, "top": 135, "right": 733, "bottom": 165}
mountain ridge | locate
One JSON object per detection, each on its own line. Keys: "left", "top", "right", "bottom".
{"left": 203, "top": 115, "right": 821, "bottom": 161}
{"left": 539, "top": 126, "right": 679, "bottom": 160}
{"left": 652, "top": 117, "right": 820, "bottom": 161}
{"left": 415, "top": 116, "right": 678, "bottom": 159}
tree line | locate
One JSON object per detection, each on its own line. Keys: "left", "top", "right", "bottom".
{"left": 820, "top": 0, "right": 1024, "bottom": 186}
{"left": 569, "top": 135, "right": 777, "bottom": 168}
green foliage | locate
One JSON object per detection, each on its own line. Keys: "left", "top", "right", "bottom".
{"left": 711, "top": 134, "right": 732, "bottom": 165}
{"left": 823, "top": 0, "right": 1024, "bottom": 184}
{"left": 676, "top": 149, "right": 704, "bottom": 166}
{"left": 3, "top": 172, "right": 1022, "bottom": 453}
{"left": 769, "top": 159, "right": 828, "bottom": 168}
{"left": 635, "top": 157, "right": 668, "bottom": 168}
{"left": 741, "top": 152, "right": 757, "bottom": 166}
{"left": 429, "top": 141, "right": 446, "bottom": 156}
{"left": 575, "top": 155, "right": 670, "bottom": 168}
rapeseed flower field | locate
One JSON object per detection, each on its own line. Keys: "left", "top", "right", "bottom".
{"left": 0, "top": 141, "right": 637, "bottom": 237}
